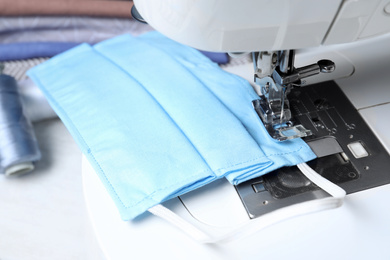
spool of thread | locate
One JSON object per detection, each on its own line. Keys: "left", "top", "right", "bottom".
{"left": 0, "top": 74, "right": 41, "bottom": 176}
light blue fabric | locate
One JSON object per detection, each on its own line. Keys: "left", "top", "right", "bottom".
{"left": 27, "top": 32, "right": 316, "bottom": 220}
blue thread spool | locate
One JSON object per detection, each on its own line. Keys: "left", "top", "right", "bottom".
{"left": 0, "top": 74, "right": 41, "bottom": 176}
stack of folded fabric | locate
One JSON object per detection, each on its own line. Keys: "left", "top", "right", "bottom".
{"left": 0, "top": 1, "right": 149, "bottom": 123}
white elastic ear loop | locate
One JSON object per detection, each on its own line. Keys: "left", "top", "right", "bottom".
{"left": 148, "top": 162, "right": 346, "bottom": 244}
{"left": 148, "top": 204, "right": 211, "bottom": 242}
{"left": 297, "top": 162, "right": 346, "bottom": 199}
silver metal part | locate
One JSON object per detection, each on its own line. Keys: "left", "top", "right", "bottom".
{"left": 253, "top": 51, "right": 278, "bottom": 79}
{"left": 253, "top": 49, "right": 335, "bottom": 141}
{"left": 252, "top": 98, "right": 312, "bottom": 141}
{"left": 273, "top": 59, "right": 335, "bottom": 85}
{"left": 278, "top": 50, "right": 294, "bottom": 73}
{"left": 307, "top": 137, "right": 343, "bottom": 158}
{"left": 237, "top": 82, "right": 390, "bottom": 219}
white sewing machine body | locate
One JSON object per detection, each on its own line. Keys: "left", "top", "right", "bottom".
{"left": 134, "top": 0, "right": 390, "bottom": 142}
{"left": 83, "top": 1, "right": 390, "bottom": 259}
{"left": 133, "top": 0, "right": 390, "bottom": 52}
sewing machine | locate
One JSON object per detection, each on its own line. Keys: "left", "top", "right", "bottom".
{"left": 131, "top": 0, "right": 390, "bottom": 218}
{"left": 82, "top": 0, "right": 390, "bottom": 259}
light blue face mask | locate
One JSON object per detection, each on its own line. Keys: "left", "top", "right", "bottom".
{"left": 28, "top": 32, "right": 316, "bottom": 220}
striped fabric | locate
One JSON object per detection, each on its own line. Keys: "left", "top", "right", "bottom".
{"left": 1, "top": 58, "right": 48, "bottom": 80}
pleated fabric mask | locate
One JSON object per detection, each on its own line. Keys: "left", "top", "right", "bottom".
{"left": 28, "top": 32, "right": 316, "bottom": 220}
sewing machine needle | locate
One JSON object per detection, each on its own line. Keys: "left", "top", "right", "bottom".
{"left": 280, "top": 87, "right": 286, "bottom": 125}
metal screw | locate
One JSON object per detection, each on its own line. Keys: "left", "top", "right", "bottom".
{"left": 318, "top": 60, "right": 335, "bottom": 73}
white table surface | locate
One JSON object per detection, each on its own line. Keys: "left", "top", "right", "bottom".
{"left": 0, "top": 119, "right": 105, "bottom": 260}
